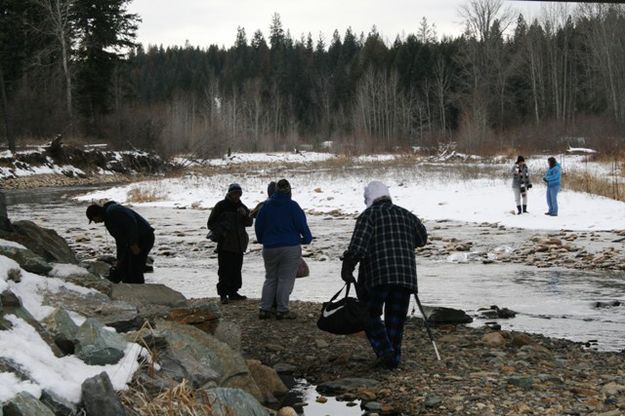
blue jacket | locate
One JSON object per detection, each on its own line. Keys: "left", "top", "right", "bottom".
{"left": 543, "top": 163, "right": 561, "bottom": 187}
{"left": 255, "top": 193, "right": 313, "bottom": 249}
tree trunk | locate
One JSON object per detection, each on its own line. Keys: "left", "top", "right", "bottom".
{"left": 0, "top": 64, "right": 15, "bottom": 152}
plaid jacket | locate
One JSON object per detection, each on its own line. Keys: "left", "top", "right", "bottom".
{"left": 345, "top": 199, "right": 427, "bottom": 292}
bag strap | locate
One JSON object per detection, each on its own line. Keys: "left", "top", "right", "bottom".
{"left": 329, "top": 281, "right": 354, "bottom": 302}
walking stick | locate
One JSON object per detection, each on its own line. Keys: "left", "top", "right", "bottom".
{"left": 413, "top": 293, "right": 441, "bottom": 361}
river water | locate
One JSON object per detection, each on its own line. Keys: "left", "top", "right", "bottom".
{"left": 6, "top": 185, "right": 625, "bottom": 353}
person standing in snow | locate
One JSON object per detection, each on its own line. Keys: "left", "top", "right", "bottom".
{"left": 86, "top": 201, "right": 155, "bottom": 284}
{"left": 341, "top": 181, "right": 428, "bottom": 370}
{"left": 255, "top": 179, "right": 313, "bottom": 320}
{"left": 543, "top": 156, "right": 561, "bottom": 216}
{"left": 207, "top": 183, "right": 253, "bottom": 304}
{"left": 511, "top": 155, "right": 532, "bottom": 215}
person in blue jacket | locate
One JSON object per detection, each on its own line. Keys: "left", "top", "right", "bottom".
{"left": 255, "top": 179, "right": 312, "bottom": 320}
{"left": 543, "top": 157, "right": 561, "bottom": 216}
{"left": 86, "top": 201, "right": 155, "bottom": 283}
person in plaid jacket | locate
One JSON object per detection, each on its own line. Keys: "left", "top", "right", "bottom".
{"left": 341, "top": 181, "right": 428, "bottom": 369}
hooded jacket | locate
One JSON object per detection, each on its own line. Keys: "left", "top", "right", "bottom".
{"left": 255, "top": 192, "right": 313, "bottom": 249}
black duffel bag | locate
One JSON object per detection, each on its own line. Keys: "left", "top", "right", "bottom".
{"left": 317, "top": 281, "right": 368, "bottom": 335}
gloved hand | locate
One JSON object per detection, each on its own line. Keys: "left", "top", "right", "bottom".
{"left": 543, "top": 177, "right": 548, "bottom": 183}
{"left": 527, "top": 183, "right": 533, "bottom": 189}
{"left": 341, "top": 253, "right": 357, "bottom": 283}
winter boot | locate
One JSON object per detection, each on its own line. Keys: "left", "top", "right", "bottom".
{"left": 522, "top": 205, "right": 528, "bottom": 213}
{"left": 516, "top": 205, "right": 522, "bottom": 215}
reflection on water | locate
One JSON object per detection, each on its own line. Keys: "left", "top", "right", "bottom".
{"left": 279, "top": 378, "right": 364, "bottom": 416}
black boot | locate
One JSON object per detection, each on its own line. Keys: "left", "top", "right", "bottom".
{"left": 516, "top": 205, "right": 522, "bottom": 215}
{"left": 522, "top": 205, "right": 528, "bottom": 213}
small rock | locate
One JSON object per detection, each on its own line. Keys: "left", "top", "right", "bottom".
{"left": 424, "top": 393, "right": 443, "bottom": 408}
{"left": 277, "top": 406, "right": 297, "bottom": 416}
{"left": 482, "top": 332, "right": 506, "bottom": 348}
{"left": 316, "top": 395, "right": 328, "bottom": 403}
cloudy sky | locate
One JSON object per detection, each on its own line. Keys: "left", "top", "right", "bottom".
{"left": 128, "top": 0, "right": 548, "bottom": 48}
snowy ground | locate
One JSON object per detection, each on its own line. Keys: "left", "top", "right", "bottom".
{"left": 77, "top": 152, "right": 625, "bottom": 232}
{"left": 0, "top": 256, "right": 144, "bottom": 404}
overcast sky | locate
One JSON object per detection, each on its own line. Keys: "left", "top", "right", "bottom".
{"left": 127, "top": 0, "right": 548, "bottom": 49}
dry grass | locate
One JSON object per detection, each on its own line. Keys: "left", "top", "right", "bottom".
{"left": 127, "top": 188, "right": 165, "bottom": 203}
{"left": 564, "top": 171, "right": 625, "bottom": 202}
{"left": 121, "top": 379, "right": 217, "bottom": 416}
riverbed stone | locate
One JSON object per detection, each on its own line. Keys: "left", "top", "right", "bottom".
{"left": 246, "top": 359, "right": 288, "bottom": 404}
{"left": 81, "top": 372, "right": 127, "bottom": 416}
{"left": 167, "top": 302, "right": 221, "bottom": 333}
{"left": 202, "top": 388, "right": 268, "bottom": 416}
{"left": 482, "top": 332, "right": 506, "bottom": 348}
{"left": 2, "top": 392, "right": 55, "bottom": 416}
{"left": 423, "top": 306, "right": 473, "bottom": 325}
{"left": 0, "top": 220, "right": 77, "bottom": 264}
{"left": 153, "top": 319, "right": 262, "bottom": 400}
{"left": 316, "top": 378, "right": 379, "bottom": 395}
{"left": 0, "top": 246, "right": 52, "bottom": 275}
{"left": 40, "top": 390, "right": 76, "bottom": 416}
{"left": 111, "top": 283, "right": 187, "bottom": 308}
{"left": 83, "top": 260, "right": 112, "bottom": 278}
{"left": 74, "top": 318, "right": 127, "bottom": 365}
{"left": 42, "top": 307, "right": 78, "bottom": 355}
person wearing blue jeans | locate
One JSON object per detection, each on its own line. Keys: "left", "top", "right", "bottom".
{"left": 543, "top": 157, "right": 561, "bottom": 216}
{"left": 341, "top": 181, "right": 428, "bottom": 370}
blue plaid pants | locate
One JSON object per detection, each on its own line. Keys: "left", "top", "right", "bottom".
{"left": 361, "top": 285, "right": 412, "bottom": 368}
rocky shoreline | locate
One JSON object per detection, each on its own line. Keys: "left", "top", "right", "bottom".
{"left": 220, "top": 298, "right": 625, "bottom": 416}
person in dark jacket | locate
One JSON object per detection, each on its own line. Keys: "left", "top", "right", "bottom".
{"left": 255, "top": 179, "right": 313, "bottom": 320}
{"left": 207, "top": 183, "right": 253, "bottom": 304}
{"left": 511, "top": 155, "right": 532, "bottom": 215}
{"left": 86, "top": 201, "right": 155, "bottom": 284}
{"left": 341, "top": 181, "right": 428, "bottom": 370}
{"left": 543, "top": 157, "right": 561, "bottom": 216}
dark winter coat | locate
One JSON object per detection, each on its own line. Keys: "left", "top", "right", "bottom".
{"left": 511, "top": 163, "right": 531, "bottom": 189}
{"left": 102, "top": 201, "right": 154, "bottom": 261}
{"left": 207, "top": 197, "right": 253, "bottom": 253}
{"left": 344, "top": 199, "right": 427, "bottom": 292}
{"left": 255, "top": 192, "right": 312, "bottom": 249}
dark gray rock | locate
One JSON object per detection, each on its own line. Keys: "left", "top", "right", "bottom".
{"left": 2, "top": 392, "right": 55, "bottom": 416}
{"left": 0, "top": 246, "right": 53, "bottom": 275}
{"left": 365, "top": 401, "right": 383, "bottom": 411}
{"left": 507, "top": 376, "right": 534, "bottom": 389}
{"left": 202, "top": 388, "right": 269, "bottom": 416}
{"left": 111, "top": 284, "right": 187, "bottom": 308}
{"left": 42, "top": 308, "right": 78, "bottom": 355}
{"left": 74, "top": 318, "right": 127, "bottom": 365}
{"left": 316, "top": 378, "right": 379, "bottom": 395}
{"left": 423, "top": 306, "right": 473, "bottom": 325}
{"left": 59, "top": 273, "right": 112, "bottom": 296}
{"left": 478, "top": 305, "right": 517, "bottom": 319}
{"left": 153, "top": 320, "right": 262, "bottom": 400}
{"left": 80, "top": 372, "right": 127, "bottom": 416}
{"left": 83, "top": 260, "right": 112, "bottom": 278}
{"left": 424, "top": 393, "right": 443, "bottom": 408}
{"left": 0, "top": 220, "right": 77, "bottom": 264}
{"left": 40, "top": 390, "right": 76, "bottom": 416}
{"left": 214, "top": 321, "right": 241, "bottom": 351}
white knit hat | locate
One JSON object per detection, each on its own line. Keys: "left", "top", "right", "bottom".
{"left": 364, "top": 181, "right": 390, "bottom": 208}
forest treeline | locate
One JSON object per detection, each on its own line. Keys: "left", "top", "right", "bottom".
{"left": 1, "top": 0, "right": 624, "bottom": 156}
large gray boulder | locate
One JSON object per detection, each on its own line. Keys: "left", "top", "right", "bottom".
{"left": 154, "top": 320, "right": 262, "bottom": 400}
{"left": 202, "top": 388, "right": 269, "bottom": 416}
{"left": 0, "top": 220, "right": 77, "bottom": 264}
{"left": 74, "top": 318, "right": 127, "bottom": 365}
{"left": 0, "top": 246, "right": 52, "bottom": 275}
{"left": 42, "top": 308, "right": 79, "bottom": 355}
{"left": 111, "top": 284, "right": 187, "bottom": 309}
{"left": 80, "top": 372, "right": 127, "bottom": 416}
{"left": 2, "top": 392, "right": 55, "bottom": 416}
